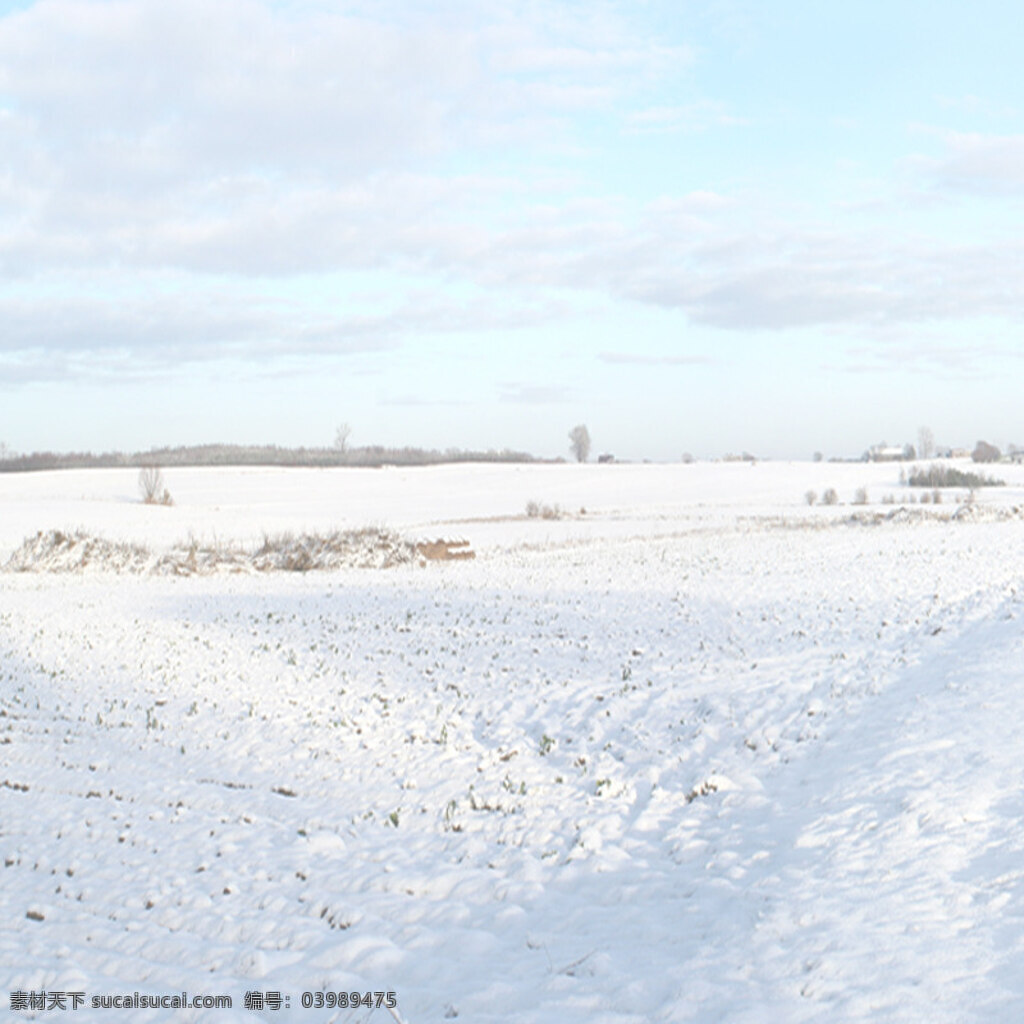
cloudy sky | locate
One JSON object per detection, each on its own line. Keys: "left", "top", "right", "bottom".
{"left": 1, "top": 0, "right": 1022, "bottom": 460}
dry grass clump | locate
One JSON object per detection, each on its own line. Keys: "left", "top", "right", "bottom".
{"left": 416, "top": 539, "right": 475, "bottom": 561}
{"left": 253, "top": 529, "right": 417, "bottom": 571}
{"left": 525, "top": 500, "right": 563, "bottom": 520}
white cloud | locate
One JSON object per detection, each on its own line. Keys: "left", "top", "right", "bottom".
{"left": 0, "top": 290, "right": 395, "bottom": 378}
{"left": 0, "top": 0, "right": 685, "bottom": 279}
{"left": 599, "top": 352, "right": 712, "bottom": 366}
{"left": 0, "top": 0, "right": 676, "bottom": 185}
{"left": 936, "top": 94, "right": 1017, "bottom": 119}
{"left": 626, "top": 100, "right": 747, "bottom": 134}
{"left": 928, "top": 132, "right": 1024, "bottom": 196}
{"left": 835, "top": 339, "right": 1024, "bottom": 382}
{"left": 497, "top": 382, "right": 573, "bottom": 404}
{"left": 1, "top": 0, "right": 1022, "bottom": 394}
{"left": 0, "top": 0, "right": 483, "bottom": 186}
{"left": 0, "top": 280, "right": 570, "bottom": 383}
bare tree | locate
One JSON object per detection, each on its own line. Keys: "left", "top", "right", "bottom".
{"left": 334, "top": 423, "right": 352, "bottom": 453}
{"left": 568, "top": 424, "right": 591, "bottom": 463}
{"left": 917, "top": 426, "right": 934, "bottom": 460}
{"left": 972, "top": 440, "right": 1001, "bottom": 463}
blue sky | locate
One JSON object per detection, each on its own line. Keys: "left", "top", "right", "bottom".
{"left": 0, "top": 0, "right": 1022, "bottom": 460}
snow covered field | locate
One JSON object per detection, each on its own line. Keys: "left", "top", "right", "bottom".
{"left": 4, "top": 460, "right": 1024, "bottom": 1022}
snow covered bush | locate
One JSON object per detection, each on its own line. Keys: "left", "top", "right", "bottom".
{"left": 4, "top": 528, "right": 418, "bottom": 574}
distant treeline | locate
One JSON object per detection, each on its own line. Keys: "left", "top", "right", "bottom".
{"left": 0, "top": 444, "right": 541, "bottom": 473}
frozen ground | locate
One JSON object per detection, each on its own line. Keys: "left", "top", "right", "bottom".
{"left": 3, "top": 460, "right": 1024, "bottom": 1022}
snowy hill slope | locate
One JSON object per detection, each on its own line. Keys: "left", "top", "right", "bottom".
{"left": 3, "top": 462, "right": 1024, "bottom": 1021}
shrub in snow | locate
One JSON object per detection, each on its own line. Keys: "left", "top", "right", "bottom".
{"left": 526, "top": 500, "right": 562, "bottom": 520}
{"left": 138, "top": 465, "right": 173, "bottom": 506}
{"left": 907, "top": 465, "right": 1003, "bottom": 488}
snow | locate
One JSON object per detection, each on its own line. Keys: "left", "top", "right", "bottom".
{"left": 3, "top": 460, "right": 1024, "bottom": 1021}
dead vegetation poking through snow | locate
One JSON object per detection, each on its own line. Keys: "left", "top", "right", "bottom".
{"left": 415, "top": 539, "right": 476, "bottom": 561}
{"left": 253, "top": 529, "right": 418, "bottom": 571}
{"left": 3, "top": 527, "right": 433, "bottom": 575}
{"left": 137, "top": 465, "right": 173, "bottom": 506}
{"left": 4, "top": 530, "right": 153, "bottom": 574}
{"left": 525, "top": 499, "right": 563, "bottom": 520}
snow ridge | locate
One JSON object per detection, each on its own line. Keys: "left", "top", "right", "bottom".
{"left": 3, "top": 528, "right": 418, "bottom": 575}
